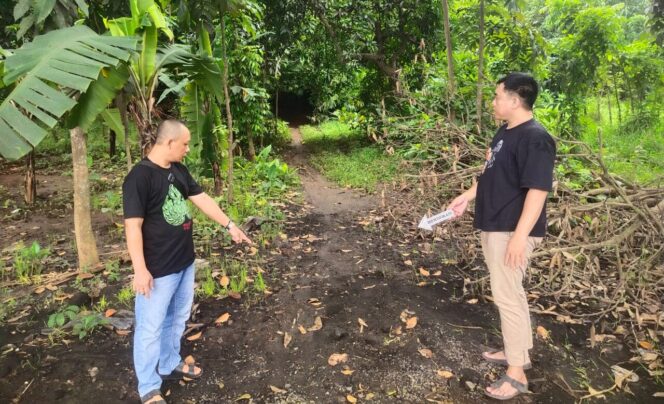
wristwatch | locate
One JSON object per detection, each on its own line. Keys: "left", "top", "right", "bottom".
{"left": 225, "top": 221, "right": 235, "bottom": 231}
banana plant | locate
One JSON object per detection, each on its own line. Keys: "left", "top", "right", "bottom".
{"left": 0, "top": 25, "right": 136, "bottom": 160}
{"left": 0, "top": 25, "right": 136, "bottom": 270}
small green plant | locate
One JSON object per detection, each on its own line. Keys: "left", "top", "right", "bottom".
{"left": 253, "top": 271, "right": 266, "bottom": 293}
{"left": 197, "top": 268, "right": 218, "bottom": 298}
{"left": 94, "top": 295, "right": 108, "bottom": 312}
{"left": 105, "top": 260, "right": 122, "bottom": 282}
{"left": 73, "top": 311, "right": 107, "bottom": 339}
{"left": 117, "top": 285, "right": 134, "bottom": 307}
{"left": 13, "top": 241, "right": 50, "bottom": 282}
{"left": 48, "top": 305, "right": 80, "bottom": 329}
{"left": 230, "top": 267, "right": 248, "bottom": 293}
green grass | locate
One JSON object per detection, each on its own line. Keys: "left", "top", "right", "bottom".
{"left": 581, "top": 99, "right": 664, "bottom": 185}
{"left": 300, "top": 121, "right": 400, "bottom": 192}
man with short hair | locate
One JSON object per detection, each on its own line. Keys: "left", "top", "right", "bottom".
{"left": 123, "top": 120, "right": 252, "bottom": 404}
{"left": 446, "top": 73, "right": 556, "bottom": 400}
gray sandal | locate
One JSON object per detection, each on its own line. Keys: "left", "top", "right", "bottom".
{"left": 482, "top": 349, "right": 532, "bottom": 369}
{"left": 485, "top": 374, "right": 529, "bottom": 401}
{"left": 141, "top": 389, "right": 166, "bottom": 404}
{"left": 160, "top": 361, "right": 203, "bottom": 380}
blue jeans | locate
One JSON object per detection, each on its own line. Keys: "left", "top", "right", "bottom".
{"left": 134, "top": 262, "right": 195, "bottom": 397}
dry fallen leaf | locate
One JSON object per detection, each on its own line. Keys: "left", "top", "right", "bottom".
{"left": 437, "top": 369, "right": 454, "bottom": 379}
{"left": 358, "top": 318, "right": 368, "bottom": 333}
{"left": 404, "top": 260, "right": 413, "bottom": 266}
{"left": 417, "top": 281, "right": 428, "bottom": 287}
{"left": 115, "top": 329, "right": 131, "bottom": 336}
{"left": 328, "top": 353, "right": 349, "bottom": 366}
{"left": 341, "top": 367, "right": 354, "bottom": 375}
{"left": 346, "top": 394, "right": 357, "bottom": 403}
{"left": 269, "top": 385, "right": 287, "bottom": 394}
{"left": 406, "top": 316, "right": 418, "bottom": 329}
{"left": 228, "top": 291, "right": 241, "bottom": 300}
{"left": 104, "top": 309, "right": 117, "bottom": 318}
{"left": 219, "top": 276, "right": 230, "bottom": 287}
{"left": 186, "top": 331, "right": 202, "bottom": 341}
{"left": 536, "top": 326, "right": 550, "bottom": 340}
{"left": 308, "top": 316, "right": 323, "bottom": 331}
{"left": 418, "top": 348, "right": 433, "bottom": 358}
{"left": 283, "top": 332, "right": 292, "bottom": 348}
{"left": 466, "top": 298, "right": 479, "bottom": 304}
{"left": 215, "top": 312, "right": 231, "bottom": 325}
{"left": 184, "top": 355, "right": 195, "bottom": 365}
{"left": 433, "top": 270, "right": 442, "bottom": 276}
{"left": 639, "top": 340, "right": 655, "bottom": 350}
{"left": 366, "top": 392, "right": 375, "bottom": 400}
{"left": 298, "top": 325, "right": 307, "bottom": 335}
{"left": 235, "top": 393, "right": 252, "bottom": 401}
{"left": 45, "top": 284, "right": 58, "bottom": 291}
{"left": 34, "top": 286, "right": 46, "bottom": 294}
{"left": 419, "top": 268, "right": 430, "bottom": 277}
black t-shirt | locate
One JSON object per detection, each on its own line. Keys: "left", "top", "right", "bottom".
{"left": 123, "top": 159, "right": 203, "bottom": 278}
{"left": 474, "top": 119, "right": 556, "bottom": 237}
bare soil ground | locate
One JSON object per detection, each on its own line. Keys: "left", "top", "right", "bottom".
{"left": 0, "top": 133, "right": 660, "bottom": 403}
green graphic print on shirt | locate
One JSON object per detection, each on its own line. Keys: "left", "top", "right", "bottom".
{"left": 162, "top": 184, "right": 191, "bottom": 226}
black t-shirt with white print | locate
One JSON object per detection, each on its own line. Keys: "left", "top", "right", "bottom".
{"left": 123, "top": 159, "right": 203, "bottom": 278}
{"left": 474, "top": 119, "right": 556, "bottom": 237}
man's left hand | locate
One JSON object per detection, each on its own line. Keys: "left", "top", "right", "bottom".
{"left": 504, "top": 234, "right": 527, "bottom": 270}
{"left": 229, "top": 226, "right": 253, "bottom": 245}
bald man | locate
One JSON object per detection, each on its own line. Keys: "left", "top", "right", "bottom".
{"left": 123, "top": 120, "right": 252, "bottom": 404}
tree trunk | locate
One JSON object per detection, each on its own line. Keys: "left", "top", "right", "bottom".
{"left": 476, "top": 0, "right": 485, "bottom": 134}
{"left": 221, "top": 16, "right": 234, "bottom": 203}
{"left": 212, "top": 108, "right": 224, "bottom": 195}
{"left": 596, "top": 94, "right": 601, "bottom": 122}
{"left": 109, "top": 128, "right": 117, "bottom": 159}
{"left": 441, "top": 0, "right": 456, "bottom": 122}
{"left": 70, "top": 127, "right": 100, "bottom": 271}
{"left": 24, "top": 150, "right": 36, "bottom": 204}
{"left": 612, "top": 68, "right": 622, "bottom": 124}
{"left": 607, "top": 93, "right": 613, "bottom": 125}
{"left": 247, "top": 126, "right": 256, "bottom": 161}
{"left": 117, "top": 94, "right": 132, "bottom": 172}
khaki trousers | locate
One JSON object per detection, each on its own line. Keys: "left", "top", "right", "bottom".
{"left": 480, "top": 231, "right": 542, "bottom": 367}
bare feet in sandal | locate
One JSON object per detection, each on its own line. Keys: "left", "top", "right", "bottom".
{"left": 485, "top": 366, "right": 528, "bottom": 400}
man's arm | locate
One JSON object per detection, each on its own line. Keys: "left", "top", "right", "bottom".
{"left": 504, "top": 188, "right": 548, "bottom": 270}
{"left": 189, "top": 193, "right": 252, "bottom": 244}
{"left": 125, "top": 217, "right": 155, "bottom": 297}
{"left": 446, "top": 181, "right": 478, "bottom": 218}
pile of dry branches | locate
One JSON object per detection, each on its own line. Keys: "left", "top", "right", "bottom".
{"left": 378, "top": 117, "right": 663, "bottom": 354}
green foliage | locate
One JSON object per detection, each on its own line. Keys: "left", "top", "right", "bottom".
{"left": 116, "top": 285, "right": 134, "bottom": 307}
{"left": 0, "top": 26, "right": 136, "bottom": 160}
{"left": 48, "top": 305, "right": 80, "bottom": 328}
{"left": 13, "top": 241, "right": 50, "bottom": 283}
{"left": 300, "top": 121, "right": 400, "bottom": 192}
{"left": 47, "top": 304, "right": 108, "bottom": 340}
{"left": 92, "top": 190, "right": 122, "bottom": 215}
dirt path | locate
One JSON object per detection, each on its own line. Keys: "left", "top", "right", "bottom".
{"left": 1, "top": 132, "right": 659, "bottom": 403}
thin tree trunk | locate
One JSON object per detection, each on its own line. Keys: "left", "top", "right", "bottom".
{"left": 441, "top": 0, "right": 456, "bottom": 122}
{"left": 109, "top": 128, "right": 117, "bottom": 159}
{"left": 221, "top": 16, "right": 234, "bottom": 203}
{"left": 247, "top": 126, "right": 256, "bottom": 161}
{"left": 476, "top": 0, "right": 485, "bottom": 134}
{"left": 213, "top": 107, "right": 224, "bottom": 195}
{"left": 596, "top": 93, "right": 601, "bottom": 122}
{"left": 612, "top": 68, "right": 622, "bottom": 124}
{"left": 24, "top": 150, "right": 36, "bottom": 204}
{"left": 117, "top": 94, "right": 132, "bottom": 172}
{"left": 607, "top": 93, "right": 613, "bottom": 125}
{"left": 70, "top": 127, "right": 100, "bottom": 271}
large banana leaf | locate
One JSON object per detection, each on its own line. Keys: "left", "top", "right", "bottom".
{"left": 0, "top": 26, "right": 136, "bottom": 160}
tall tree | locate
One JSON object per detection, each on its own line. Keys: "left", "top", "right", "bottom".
{"left": 441, "top": 0, "right": 456, "bottom": 121}
{"left": 476, "top": 0, "right": 485, "bottom": 134}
